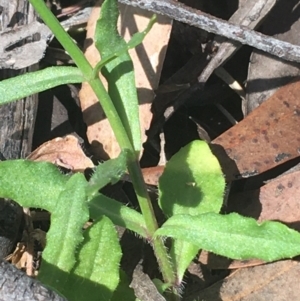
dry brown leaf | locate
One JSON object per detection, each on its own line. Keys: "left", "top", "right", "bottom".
{"left": 196, "top": 260, "right": 300, "bottom": 301}
{"left": 27, "top": 135, "right": 94, "bottom": 172}
{"left": 229, "top": 171, "right": 300, "bottom": 231}
{"left": 142, "top": 80, "right": 300, "bottom": 184}
{"left": 6, "top": 242, "right": 27, "bottom": 269}
{"left": 259, "top": 171, "right": 300, "bottom": 228}
{"left": 198, "top": 250, "right": 264, "bottom": 270}
{"left": 212, "top": 79, "right": 300, "bottom": 181}
{"left": 79, "top": 1, "right": 172, "bottom": 159}
{"left": 141, "top": 166, "right": 164, "bottom": 186}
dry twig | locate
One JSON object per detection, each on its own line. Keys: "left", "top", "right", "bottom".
{"left": 118, "top": 0, "right": 300, "bottom": 63}
{"left": 197, "top": 0, "right": 276, "bottom": 85}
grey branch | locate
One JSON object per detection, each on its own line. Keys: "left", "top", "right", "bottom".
{"left": 118, "top": 0, "right": 300, "bottom": 63}
{"left": 197, "top": 0, "right": 276, "bottom": 85}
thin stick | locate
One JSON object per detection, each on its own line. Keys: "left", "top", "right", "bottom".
{"left": 197, "top": 0, "right": 276, "bottom": 85}
{"left": 118, "top": 0, "right": 300, "bottom": 63}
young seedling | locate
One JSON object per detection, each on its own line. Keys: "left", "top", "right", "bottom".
{"left": 1, "top": 0, "right": 300, "bottom": 300}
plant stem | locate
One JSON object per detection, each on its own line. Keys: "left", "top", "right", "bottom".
{"left": 30, "top": 0, "right": 177, "bottom": 293}
{"left": 127, "top": 158, "right": 176, "bottom": 287}
{"left": 92, "top": 79, "right": 179, "bottom": 290}
{"left": 29, "top": 0, "right": 133, "bottom": 151}
{"left": 89, "top": 193, "right": 148, "bottom": 238}
{"left": 89, "top": 79, "right": 134, "bottom": 150}
{"left": 29, "top": 0, "right": 92, "bottom": 78}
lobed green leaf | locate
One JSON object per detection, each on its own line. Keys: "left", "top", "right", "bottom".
{"left": 155, "top": 213, "right": 300, "bottom": 261}
{"left": 67, "top": 216, "right": 122, "bottom": 301}
{"left": 38, "top": 173, "right": 89, "bottom": 290}
{"left": 111, "top": 270, "right": 136, "bottom": 301}
{"left": 0, "top": 160, "right": 69, "bottom": 212}
{"left": 169, "top": 241, "right": 199, "bottom": 284}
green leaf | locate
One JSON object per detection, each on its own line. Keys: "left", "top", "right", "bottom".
{"left": 38, "top": 173, "right": 89, "bottom": 289}
{"left": 126, "top": 15, "right": 156, "bottom": 50}
{"left": 0, "top": 160, "right": 69, "bottom": 212}
{"left": 95, "top": 0, "right": 142, "bottom": 153}
{"left": 66, "top": 216, "right": 122, "bottom": 301}
{"left": 158, "top": 140, "right": 225, "bottom": 282}
{"left": 152, "top": 278, "right": 171, "bottom": 295}
{"left": 93, "top": 14, "right": 156, "bottom": 77}
{"left": 111, "top": 270, "right": 136, "bottom": 301}
{"left": 89, "top": 193, "right": 147, "bottom": 238}
{"left": 155, "top": 213, "right": 300, "bottom": 261}
{"left": 87, "top": 151, "right": 127, "bottom": 200}
{"left": 0, "top": 66, "right": 84, "bottom": 105}
{"left": 158, "top": 140, "right": 225, "bottom": 216}
{"left": 169, "top": 242, "right": 198, "bottom": 284}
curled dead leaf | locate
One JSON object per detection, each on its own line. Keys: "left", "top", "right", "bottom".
{"left": 27, "top": 135, "right": 94, "bottom": 172}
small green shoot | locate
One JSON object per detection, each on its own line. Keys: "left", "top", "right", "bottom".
{"left": 87, "top": 150, "right": 128, "bottom": 200}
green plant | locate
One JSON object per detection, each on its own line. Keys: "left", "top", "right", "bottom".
{"left": 1, "top": 0, "right": 300, "bottom": 300}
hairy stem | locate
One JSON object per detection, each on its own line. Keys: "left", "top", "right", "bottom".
{"left": 127, "top": 158, "right": 176, "bottom": 288}
{"left": 30, "top": 0, "right": 178, "bottom": 293}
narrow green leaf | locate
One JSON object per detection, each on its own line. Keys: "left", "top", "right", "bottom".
{"left": 169, "top": 241, "right": 198, "bottom": 284}
{"left": 65, "top": 216, "right": 122, "bottom": 301}
{"left": 93, "top": 14, "right": 156, "bottom": 77}
{"left": 95, "top": 0, "right": 141, "bottom": 153}
{"left": 89, "top": 193, "right": 147, "bottom": 238}
{"left": 0, "top": 160, "right": 69, "bottom": 212}
{"left": 126, "top": 15, "right": 156, "bottom": 49}
{"left": 158, "top": 140, "right": 225, "bottom": 282}
{"left": 38, "top": 173, "right": 89, "bottom": 288}
{"left": 87, "top": 151, "right": 127, "bottom": 200}
{"left": 0, "top": 66, "right": 84, "bottom": 105}
{"left": 158, "top": 140, "right": 225, "bottom": 216}
{"left": 155, "top": 213, "right": 300, "bottom": 261}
